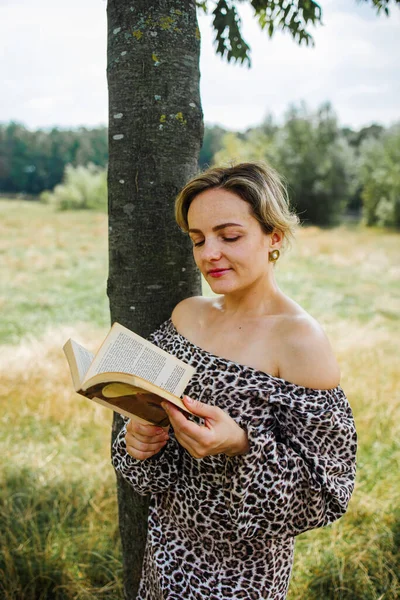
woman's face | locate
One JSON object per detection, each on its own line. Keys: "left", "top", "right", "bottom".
{"left": 187, "top": 188, "right": 277, "bottom": 295}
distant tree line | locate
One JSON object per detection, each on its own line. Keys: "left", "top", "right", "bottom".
{"left": 201, "top": 104, "right": 399, "bottom": 227}
{"left": 0, "top": 122, "right": 107, "bottom": 194}
{"left": 1, "top": 106, "right": 399, "bottom": 227}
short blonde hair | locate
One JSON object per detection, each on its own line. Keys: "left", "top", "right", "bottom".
{"left": 175, "top": 162, "right": 298, "bottom": 246}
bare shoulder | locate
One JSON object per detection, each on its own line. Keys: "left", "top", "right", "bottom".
{"left": 171, "top": 296, "right": 215, "bottom": 333}
{"left": 275, "top": 312, "right": 341, "bottom": 390}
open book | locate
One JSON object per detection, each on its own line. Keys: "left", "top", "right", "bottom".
{"left": 63, "top": 322, "right": 196, "bottom": 426}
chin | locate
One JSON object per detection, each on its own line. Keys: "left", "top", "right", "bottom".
{"left": 207, "top": 279, "right": 238, "bottom": 295}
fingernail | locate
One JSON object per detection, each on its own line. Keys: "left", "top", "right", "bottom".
{"left": 185, "top": 395, "right": 194, "bottom": 403}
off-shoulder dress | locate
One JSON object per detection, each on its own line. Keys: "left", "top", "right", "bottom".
{"left": 112, "top": 318, "right": 357, "bottom": 600}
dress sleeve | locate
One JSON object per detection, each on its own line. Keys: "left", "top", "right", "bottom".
{"left": 223, "top": 384, "right": 357, "bottom": 538}
{"left": 111, "top": 417, "right": 181, "bottom": 496}
{"left": 111, "top": 319, "right": 182, "bottom": 495}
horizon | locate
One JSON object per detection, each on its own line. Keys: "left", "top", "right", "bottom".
{"left": 1, "top": 0, "right": 399, "bottom": 132}
{"left": 0, "top": 111, "right": 393, "bottom": 135}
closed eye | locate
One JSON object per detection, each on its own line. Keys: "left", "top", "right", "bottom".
{"left": 193, "top": 237, "right": 240, "bottom": 247}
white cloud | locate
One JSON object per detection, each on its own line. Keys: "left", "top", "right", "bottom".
{"left": 0, "top": 0, "right": 108, "bottom": 128}
{"left": 0, "top": 0, "right": 399, "bottom": 131}
{"left": 198, "top": 1, "right": 400, "bottom": 130}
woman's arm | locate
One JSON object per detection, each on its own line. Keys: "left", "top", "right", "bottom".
{"left": 111, "top": 321, "right": 184, "bottom": 495}
{"left": 224, "top": 384, "right": 357, "bottom": 538}
{"left": 162, "top": 396, "right": 249, "bottom": 458}
{"left": 112, "top": 417, "right": 182, "bottom": 495}
{"left": 164, "top": 316, "right": 356, "bottom": 538}
{"left": 163, "top": 385, "right": 356, "bottom": 538}
{"left": 226, "top": 319, "right": 356, "bottom": 537}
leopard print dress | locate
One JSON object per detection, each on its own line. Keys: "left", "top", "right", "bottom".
{"left": 112, "top": 319, "right": 357, "bottom": 600}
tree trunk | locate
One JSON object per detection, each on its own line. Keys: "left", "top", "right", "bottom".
{"left": 106, "top": 1, "right": 203, "bottom": 597}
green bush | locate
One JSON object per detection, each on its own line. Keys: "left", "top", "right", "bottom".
{"left": 213, "top": 103, "right": 357, "bottom": 226}
{"left": 40, "top": 163, "right": 107, "bottom": 211}
{"left": 272, "top": 104, "right": 357, "bottom": 226}
{"left": 358, "top": 124, "right": 400, "bottom": 227}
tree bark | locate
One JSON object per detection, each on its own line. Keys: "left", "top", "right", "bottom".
{"left": 107, "top": 1, "right": 203, "bottom": 597}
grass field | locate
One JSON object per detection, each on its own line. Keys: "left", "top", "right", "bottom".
{"left": 1, "top": 199, "right": 399, "bottom": 599}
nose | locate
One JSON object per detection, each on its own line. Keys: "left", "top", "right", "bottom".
{"left": 198, "top": 238, "right": 222, "bottom": 261}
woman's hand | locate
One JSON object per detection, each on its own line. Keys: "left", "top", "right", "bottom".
{"left": 125, "top": 418, "right": 170, "bottom": 460}
{"left": 162, "top": 396, "right": 249, "bottom": 459}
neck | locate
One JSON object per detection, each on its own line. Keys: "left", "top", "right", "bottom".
{"left": 217, "top": 271, "right": 282, "bottom": 319}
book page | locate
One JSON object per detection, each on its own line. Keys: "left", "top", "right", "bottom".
{"left": 85, "top": 323, "right": 195, "bottom": 397}
{"left": 70, "top": 340, "right": 95, "bottom": 384}
{"left": 83, "top": 384, "right": 170, "bottom": 426}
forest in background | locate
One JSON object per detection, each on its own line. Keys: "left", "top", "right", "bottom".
{"left": 1, "top": 102, "right": 399, "bottom": 227}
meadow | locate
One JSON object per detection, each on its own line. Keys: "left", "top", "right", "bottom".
{"left": 0, "top": 199, "right": 399, "bottom": 599}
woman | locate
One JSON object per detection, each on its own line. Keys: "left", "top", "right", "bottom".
{"left": 112, "top": 162, "right": 357, "bottom": 600}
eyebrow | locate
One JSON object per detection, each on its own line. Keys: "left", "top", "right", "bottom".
{"left": 188, "top": 222, "right": 244, "bottom": 234}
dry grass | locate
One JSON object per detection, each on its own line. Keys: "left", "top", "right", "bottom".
{"left": 0, "top": 324, "right": 108, "bottom": 425}
{"left": 0, "top": 200, "right": 109, "bottom": 344}
{"left": 287, "top": 324, "right": 400, "bottom": 599}
{"left": 1, "top": 201, "right": 399, "bottom": 598}
{"left": 0, "top": 324, "right": 122, "bottom": 599}
{"left": 2, "top": 312, "right": 398, "bottom": 598}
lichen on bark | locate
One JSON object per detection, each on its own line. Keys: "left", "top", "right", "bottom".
{"left": 107, "top": 1, "right": 203, "bottom": 597}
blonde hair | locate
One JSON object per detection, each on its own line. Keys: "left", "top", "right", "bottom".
{"left": 175, "top": 162, "right": 298, "bottom": 246}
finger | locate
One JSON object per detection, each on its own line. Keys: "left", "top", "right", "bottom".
{"left": 162, "top": 402, "right": 210, "bottom": 442}
{"left": 170, "top": 429, "right": 209, "bottom": 459}
{"left": 182, "top": 396, "right": 220, "bottom": 421}
{"left": 129, "top": 429, "right": 169, "bottom": 444}
{"left": 162, "top": 402, "right": 193, "bottom": 429}
{"left": 126, "top": 435, "right": 168, "bottom": 453}
{"left": 127, "top": 420, "right": 168, "bottom": 435}
{"left": 173, "top": 429, "right": 203, "bottom": 454}
{"left": 126, "top": 431, "right": 168, "bottom": 449}
{"left": 127, "top": 419, "right": 169, "bottom": 437}
{"left": 126, "top": 442, "right": 167, "bottom": 460}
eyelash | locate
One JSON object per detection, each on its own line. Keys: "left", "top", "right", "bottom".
{"left": 193, "top": 236, "right": 240, "bottom": 247}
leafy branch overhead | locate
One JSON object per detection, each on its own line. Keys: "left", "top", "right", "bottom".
{"left": 357, "top": 0, "right": 400, "bottom": 16}
{"left": 196, "top": 0, "right": 400, "bottom": 66}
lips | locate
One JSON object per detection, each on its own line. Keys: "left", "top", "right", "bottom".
{"left": 208, "top": 268, "right": 231, "bottom": 277}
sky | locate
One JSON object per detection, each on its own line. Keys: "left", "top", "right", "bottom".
{"left": 1, "top": 0, "right": 399, "bottom": 132}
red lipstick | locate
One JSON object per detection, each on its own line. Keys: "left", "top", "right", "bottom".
{"left": 208, "top": 268, "right": 231, "bottom": 278}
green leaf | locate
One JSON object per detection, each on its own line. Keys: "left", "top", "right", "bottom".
{"left": 355, "top": 0, "right": 400, "bottom": 16}
{"left": 207, "top": 0, "right": 399, "bottom": 66}
{"left": 196, "top": 1, "right": 209, "bottom": 14}
{"left": 212, "top": 0, "right": 251, "bottom": 66}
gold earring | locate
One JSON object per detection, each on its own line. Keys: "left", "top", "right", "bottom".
{"left": 269, "top": 249, "right": 280, "bottom": 262}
